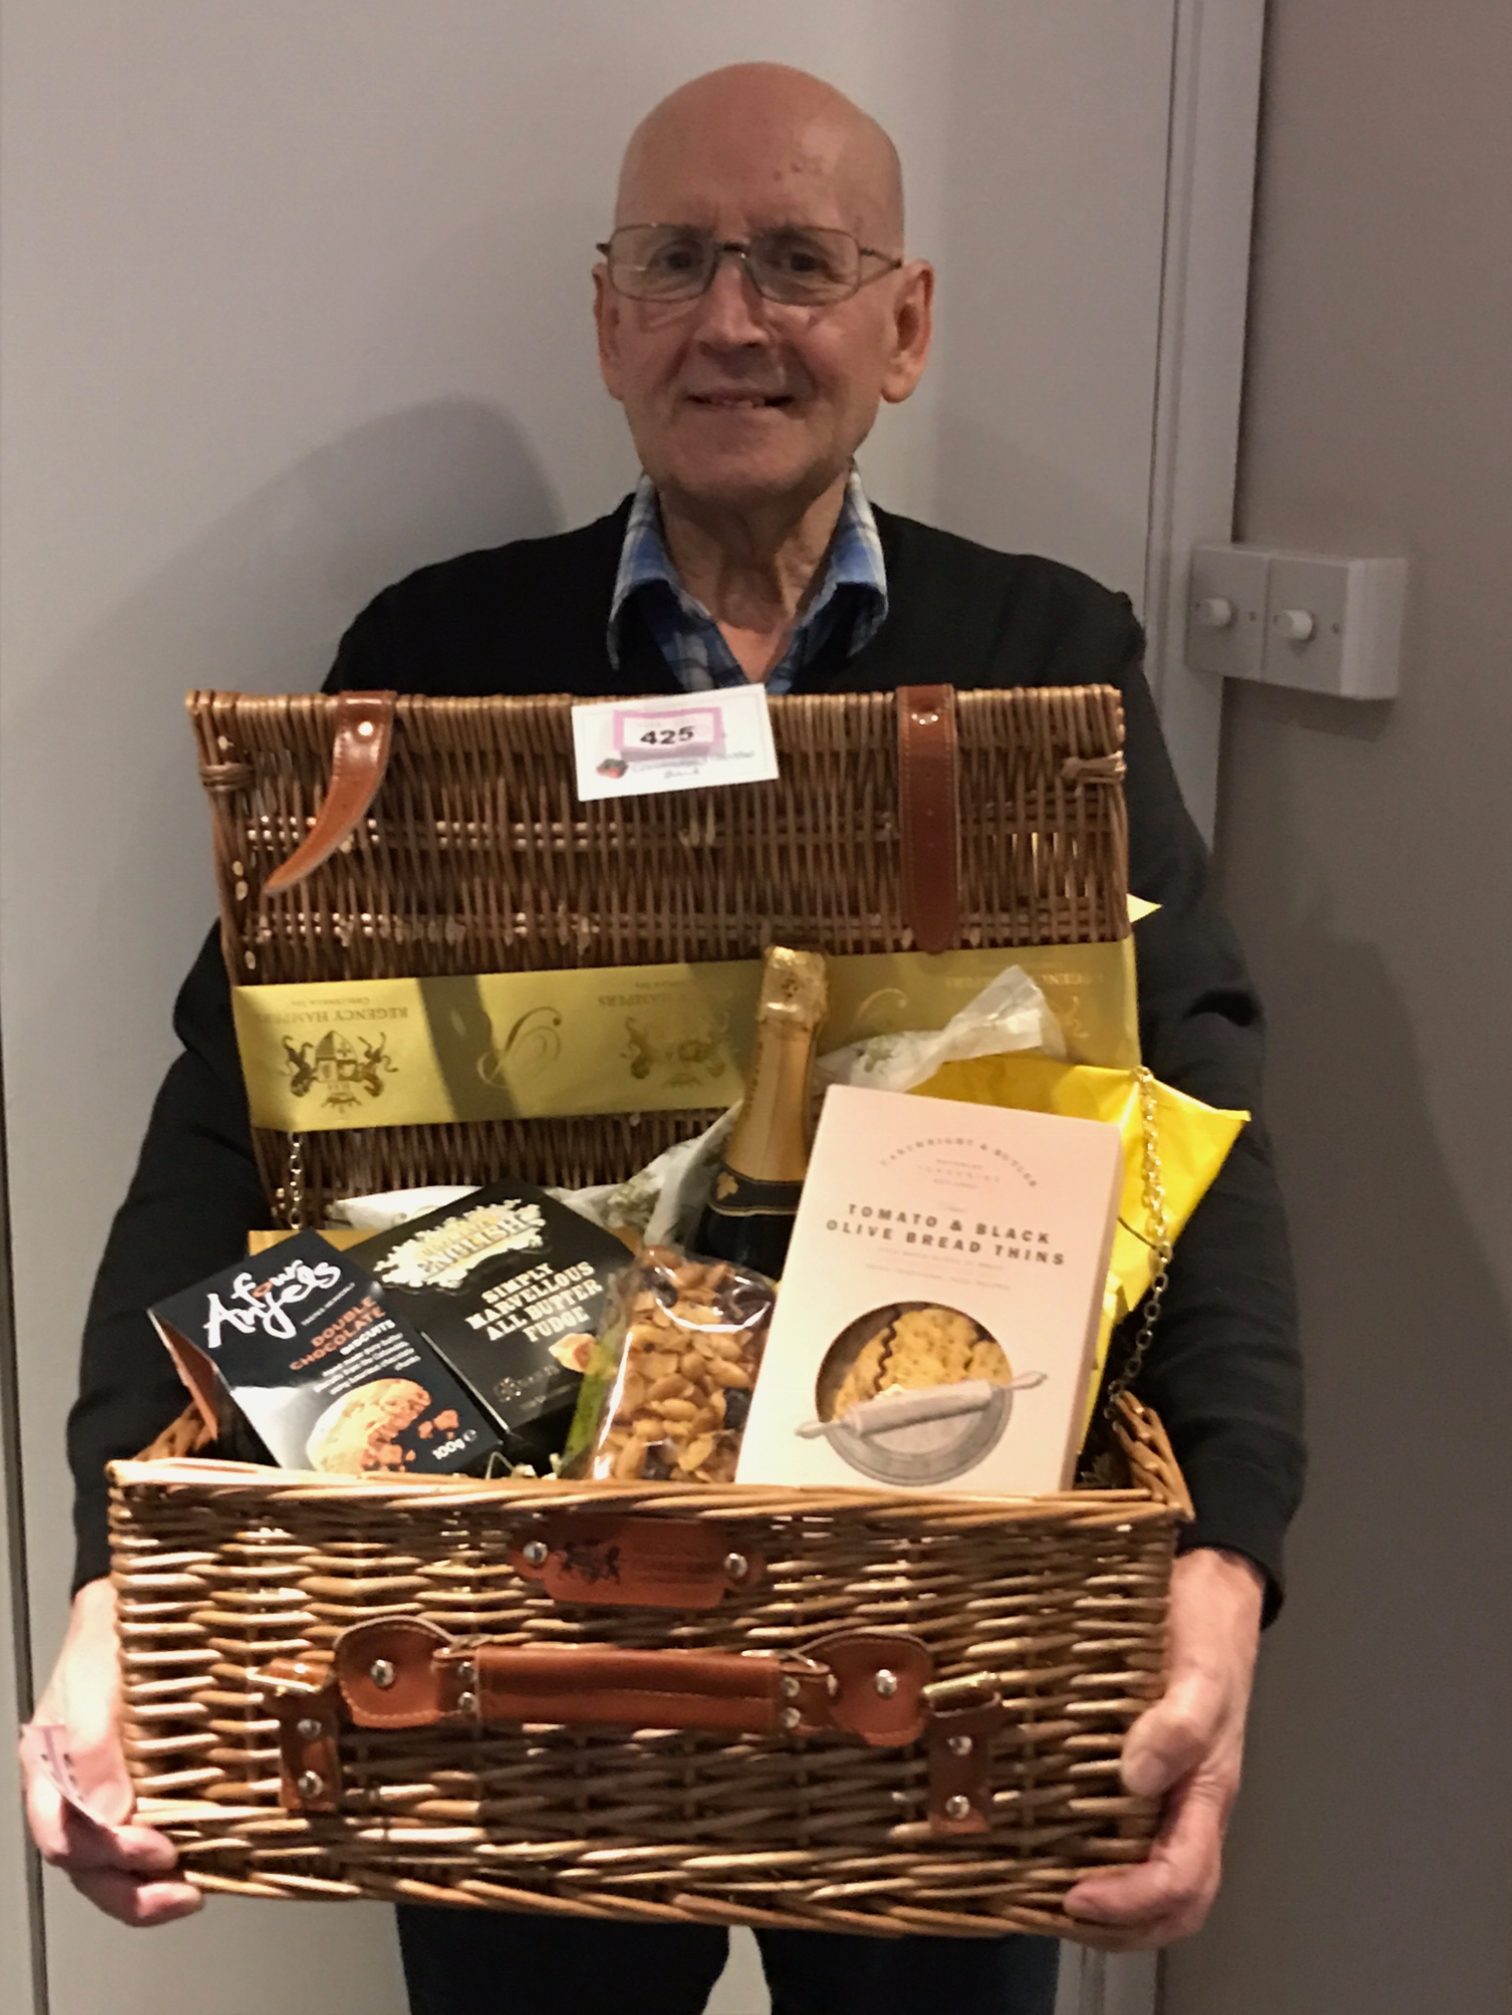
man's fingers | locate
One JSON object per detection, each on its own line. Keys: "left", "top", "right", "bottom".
{"left": 22, "top": 1772, "right": 72, "bottom": 1867}
{"left": 1120, "top": 1672, "right": 1226, "bottom": 1799}
{"left": 43, "top": 1814, "right": 180, "bottom": 1877}
{"left": 70, "top": 1742, "right": 135, "bottom": 1829}
{"left": 1057, "top": 1902, "right": 1208, "bottom": 1954}
{"left": 25, "top": 1771, "right": 180, "bottom": 1878}
{"left": 88, "top": 1821, "right": 182, "bottom": 1875}
{"left": 70, "top": 1868, "right": 205, "bottom": 1928}
{"left": 1065, "top": 1774, "right": 1225, "bottom": 1935}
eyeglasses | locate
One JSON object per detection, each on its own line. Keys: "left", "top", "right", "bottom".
{"left": 596, "top": 223, "right": 903, "bottom": 306}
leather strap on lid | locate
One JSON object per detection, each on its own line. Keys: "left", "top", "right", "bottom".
{"left": 897, "top": 685, "right": 960, "bottom": 954}
{"left": 263, "top": 690, "right": 397, "bottom": 895}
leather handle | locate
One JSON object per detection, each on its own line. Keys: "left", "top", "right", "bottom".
{"left": 461, "top": 1644, "right": 819, "bottom": 1739}
{"left": 263, "top": 690, "right": 397, "bottom": 895}
{"left": 897, "top": 685, "right": 960, "bottom": 955}
{"left": 306, "top": 1618, "right": 932, "bottom": 1746}
{"left": 258, "top": 1625, "right": 992, "bottom": 1833}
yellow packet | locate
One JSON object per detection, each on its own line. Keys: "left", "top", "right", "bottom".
{"left": 911, "top": 1052, "right": 1247, "bottom": 1432}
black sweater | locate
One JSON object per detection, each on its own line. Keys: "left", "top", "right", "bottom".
{"left": 69, "top": 501, "right": 1304, "bottom": 1611}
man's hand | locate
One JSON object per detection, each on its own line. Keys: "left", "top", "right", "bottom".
{"left": 19, "top": 1578, "right": 203, "bottom": 1927}
{"left": 1064, "top": 1545, "right": 1265, "bottom": 1947}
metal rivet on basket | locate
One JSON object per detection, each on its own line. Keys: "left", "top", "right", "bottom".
{"left": 780, "top": 1706, "right": 802, "bottom": 1731}
{"left": 873, "top": 1669, "right": 899, "bottom": 1698}
{"left": 947, "top": 1733, "right": 974, "bottom": 1757}
{"left": 780, "top": 1675, "right": 801, "bottom": 1701}
{"left": 723, "top": 1551, "right": 749, "bottom": 1582}
{"left": 297, "top": 1771, "right": 325, "bottom": 1799}
{"left": 356, "top": 720, "right": 376, "bottom": 738}
{"left": 369, "top": 1658, "right": 396, "bottom": 1689}
{"left": 522, "top": 1539, "right": 550, "bottom": 1568}
{"left": 457, "top": 1660, "right": 476, "bottom": 1687}
{"left": 296, "top": 1717, "right": 324, "bottom": 1741}
{"left": 944, "top": 1794, "right": 972, "bottom": 1821}
{"left": 457, "top": 1691, "right": 477, "bottom": 1715}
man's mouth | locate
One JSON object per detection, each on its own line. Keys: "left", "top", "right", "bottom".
{"left": 686, "top": 392, "right": 794, "bottom": 409}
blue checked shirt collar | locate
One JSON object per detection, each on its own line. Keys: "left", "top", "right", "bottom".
{"left": 607, "top": 471, "right": 887, "bottom": 693}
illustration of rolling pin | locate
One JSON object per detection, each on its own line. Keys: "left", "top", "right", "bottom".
{"left": 797, "top": 1371, "right": 1046, "bottom": 1442}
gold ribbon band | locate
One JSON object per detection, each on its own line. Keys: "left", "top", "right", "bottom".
{"left": 234, "top": 941, "right": 1140, "bottom": 1134}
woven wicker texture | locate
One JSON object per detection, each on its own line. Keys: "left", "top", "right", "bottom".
{"left": 111, "top": 1397, "right": 1183, "bottom": 1938}
{"left": 188, "top": 688, "right": 1128, "bottom": 1221}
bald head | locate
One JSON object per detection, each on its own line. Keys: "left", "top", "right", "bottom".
{"left": 596, "top": 63, "right": 932, "bottom": 522}
{"left": 615, "top": 63, "right": 905, "bottom": 250}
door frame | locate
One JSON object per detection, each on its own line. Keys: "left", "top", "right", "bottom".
{"left": 1143, "top": 0, "right": 1266, "bottom": 846}
{"left": 1082, "top": 5, "right": 1264, "bottom": 2011}
{"left": 1, "top": 1034, "right": 47, "bottom": 2015}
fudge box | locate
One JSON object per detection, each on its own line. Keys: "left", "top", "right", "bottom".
{"left": 736, "top": 1084, "right": 1123, "bottom": 1495}
{"left": 347, "top": 1180, "right": 631, "bottom": 1466}
{"left": 150, "top": 1231, "right": 501, "bottom": 1475}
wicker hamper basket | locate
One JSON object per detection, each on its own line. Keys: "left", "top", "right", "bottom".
{"left": 108, "top": 685, "right": 1191, "bottom": 1940}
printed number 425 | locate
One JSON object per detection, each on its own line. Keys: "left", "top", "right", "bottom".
{"left": 639, "top": 725, "right": 696, "bottom": 747}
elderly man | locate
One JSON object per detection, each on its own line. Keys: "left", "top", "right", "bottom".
{"left": 25, "top": 61, "right": 1303, "bottom": 2015}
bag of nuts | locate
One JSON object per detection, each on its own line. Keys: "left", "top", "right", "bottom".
{"left": 560, "top": 1245, "right": 774, "bottom": 1483}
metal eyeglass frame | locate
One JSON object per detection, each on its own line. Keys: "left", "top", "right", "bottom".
{"left": 595, "top": 224, "right": 904, "bottom": 304}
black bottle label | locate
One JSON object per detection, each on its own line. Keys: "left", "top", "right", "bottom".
{"left": 696, "top": 1167, "right": 804, "bottom": 1276}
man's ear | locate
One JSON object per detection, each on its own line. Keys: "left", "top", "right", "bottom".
{"left": 880, "top": 260, "right": 934, "bottom": 405}
{"left": 594, "top": 265, "right": 625, "bottom": 402}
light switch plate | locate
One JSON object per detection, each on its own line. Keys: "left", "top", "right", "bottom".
{"left": 1185, "top": 543, "right": 1270, "bottom": 680}
{"left": 1263, "top": 554, "right": 1407, "bottom": 698}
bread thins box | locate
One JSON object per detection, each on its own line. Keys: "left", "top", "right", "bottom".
{"left": 150, "top": 1230, "right": 500, "bottom": 1475}
{"left": 346, "top": 1180, "right": 631, "bottom": 1468}
{"left": 736, "top": 1084, "right": 1123, "bottom": 1495}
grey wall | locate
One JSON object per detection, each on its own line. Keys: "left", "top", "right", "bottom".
{"left": 1165, "top": 6, "right": 1512, "bottom": 2013}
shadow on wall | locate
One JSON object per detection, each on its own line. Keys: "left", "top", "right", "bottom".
{"left": 287, "top": 399, "right": 565, "bottom": 633}
{"left": 4, "top": 397, "right": 559, "bottom": 1117}
{"left": 1167, "top": 697, "right": 1512, "bottom": 2014}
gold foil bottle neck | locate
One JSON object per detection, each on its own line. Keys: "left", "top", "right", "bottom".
{"left": 757, "top": 946, "right": 828, "bottom": 1031}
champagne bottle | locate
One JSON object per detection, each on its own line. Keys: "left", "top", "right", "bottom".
{"left": 694, "top": 946, "right": 828, "bottom": 1277}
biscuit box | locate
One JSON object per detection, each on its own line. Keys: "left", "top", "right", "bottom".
{"left": 149, "top": 1230, "right": 500, "bottom": 1475}
{"left": 346, "top": 1180, "right": 633, "bottom": 1469}
{"left": 736, "top": 1084, "right": 1123, "bottom": 1494}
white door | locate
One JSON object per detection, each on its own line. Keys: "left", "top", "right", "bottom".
{"left": 0, "top": 5, "right": 1259, "bottom": 2012}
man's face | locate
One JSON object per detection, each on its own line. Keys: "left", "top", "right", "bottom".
{"left": 594, "top": 100, "right": 931, "bottom": 517}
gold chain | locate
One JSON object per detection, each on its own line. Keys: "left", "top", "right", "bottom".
{"left": 1102, "top": 1064, "right": 1172, "bottom": 1414}
{"left": 285, "top": 1132, "right": 307, "bottom": 1232}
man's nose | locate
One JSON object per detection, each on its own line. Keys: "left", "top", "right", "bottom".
{"left": 691, "top": 251, "right": 773, "bottom": 346}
